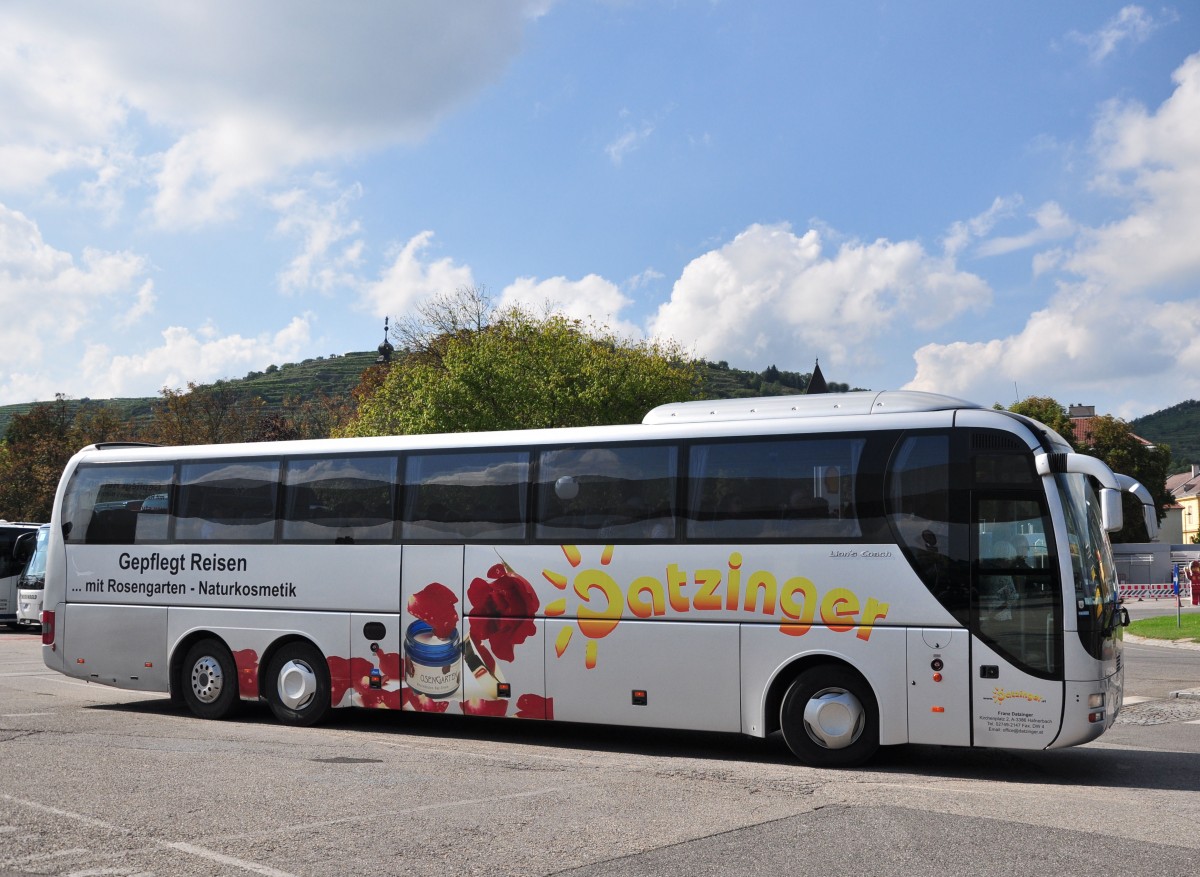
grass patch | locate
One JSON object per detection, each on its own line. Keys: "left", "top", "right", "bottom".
{"left": 1127, "top": 613, "right": 1200, "bottom": 643}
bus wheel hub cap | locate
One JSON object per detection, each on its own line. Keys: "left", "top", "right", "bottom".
{"left": 278, "top": 660, "right": 316, "bottom": 710}
{"left": 803, "top": 688, "right": 864, "bottom": 749}
{"left": 191, "top": 657, "right": 224, "bottom": 703}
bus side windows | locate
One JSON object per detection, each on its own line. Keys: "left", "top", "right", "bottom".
{"left": 535, "top": 445, "right": 677, "bottom": 541}
{"left": 282, "top": 456, "right": 396, "bottom": 543}
{"left": 177, "top": 461, "right": 279, "bottom": 542}
{"left": 686, "top": 438, "right": 864, "bottom": 540}
{"left": 61, "top": 464, "right": 175, "bottom": 545}
{"left": 402, "top": 451, "right": 527, "bottom": 541}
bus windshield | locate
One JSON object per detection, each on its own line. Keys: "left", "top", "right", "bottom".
{"left": 21, "top": 526, "right": 50, "bottom": 585}
{"left": 1056, "top": 473, "right": 1119, "bottom": 657}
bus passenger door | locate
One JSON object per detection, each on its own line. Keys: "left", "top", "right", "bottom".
{"left": 970, "top": 494, "right": 1064, "bottom": 748}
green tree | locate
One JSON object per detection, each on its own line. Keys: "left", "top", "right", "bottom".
{"left": 0, "top": 397, "right": 134, "bottom": 521}
{"left": 342, "top": 289, "right": 700, "bottom": 436}
{"left": 1007, "top": 396, "right": 1077, "bottom": 448}
{"left": 142, "top": 382, "right": 266, "bottom": 445}
{"left": 1082, "top": 415, "right": 1172, "bottom": 542}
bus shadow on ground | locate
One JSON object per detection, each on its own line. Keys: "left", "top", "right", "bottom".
{"left": 91, "top": 696, "right": 1197, "bottom": 791}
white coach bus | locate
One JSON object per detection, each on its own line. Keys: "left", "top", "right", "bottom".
{"left": 39, "top": 391, "right": 1157, "bottom": 767}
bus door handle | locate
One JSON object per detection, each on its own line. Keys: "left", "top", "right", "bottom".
{"left": 979, "top": 665, "right": 999, "bottom": 679}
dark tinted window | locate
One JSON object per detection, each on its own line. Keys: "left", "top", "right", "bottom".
{"left": 974, "top": 452, "right": 1036, "bottom": 486}
{"left": 536, "top": 444, "right": 677, "bottom": 541}
{"left": 888, "top": 434, "right": 967, "bottom": 620}
{"left": 402, "top": 451, "right": 527, "bottom": 541}
{"left": 63, "top": 464, "right": 175, "bottom": 544}
{"left": 0, "top": 527, "right": 35, "bottom": 576}
{"left": 282, "top": 456, "right": 396, "bottom": 543}
{"left": 686, "top": 437, "right": 864, "bottom": 540}
{"left": 177, "top": 461, "right": 279, "bottom": 541}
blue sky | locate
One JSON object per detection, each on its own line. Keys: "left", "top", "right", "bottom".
{"left": 2, "top": 1, "right": 1198, "bottom": 419}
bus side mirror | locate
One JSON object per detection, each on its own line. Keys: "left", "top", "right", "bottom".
{"left": 1100, "top": 488, "right": 1124, "bottom": 533}
{"left": 12, "top": 531, "right": 36, "bottom": 564}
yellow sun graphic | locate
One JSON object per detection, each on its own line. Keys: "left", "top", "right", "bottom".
{"left": 543, "top": 544, "right": 617, "bottom": 669}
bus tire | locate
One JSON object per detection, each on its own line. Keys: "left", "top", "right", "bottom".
{"left": 780, "top": 666, "right": 878, "bottom": 768}
{"left": 265, "top": 642, "right": 331, "bottom": 727}
{"left": 180, "top": 639, "right": 241, "bottom": 721}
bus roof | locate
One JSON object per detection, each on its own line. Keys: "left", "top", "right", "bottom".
{"left": 642, "top": 390, "right": 981, "bottom": 425}
{"left": 65, "top": 391, "right": 993, "bottom": 466}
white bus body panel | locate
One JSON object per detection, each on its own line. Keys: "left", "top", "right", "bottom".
{"left": 62, "top": 604, "right": 169, "bottom": 691}
{"left": 546, "top": 618, "right": 740, "bottom": 731}
{"left": 906, "top": 628, "right": 971, "bottom": 746}
{"left": 62, "top": 544, "right": 400, "bottom": 613}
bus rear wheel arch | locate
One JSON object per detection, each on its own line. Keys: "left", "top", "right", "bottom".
{"left": 180, "top": 638, "right": 241, "bottom": 721}
{"left": 264, "top": 640, "right": 331, "bottom": 727}
{"left": 779, "top": 664, "right": 879, "bottom": 768}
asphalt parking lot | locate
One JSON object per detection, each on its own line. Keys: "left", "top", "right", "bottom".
{"left": 2, "top": 626, "right": 1199, "bottom": 877}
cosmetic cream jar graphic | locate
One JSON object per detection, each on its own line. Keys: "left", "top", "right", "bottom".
{"left": 403, "top": 620, "right": 461, "bottom": 698}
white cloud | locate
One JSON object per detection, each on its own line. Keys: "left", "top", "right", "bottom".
{"left": 0, "top": 1, "right": 549, "bottom": 223}
{"left": 80, "top": 315, "right": 314, "bottom": 399}
{"left": 360, "top": 231, "right": 475, "bottom": 318}
{"left": 908, "top": 52, "right": 1200, "bottom": 414}
{"left": 272, "top": 182, "right": 364, "bottom": 296}
{"left": 942, "top": 196, "right": 1022, "bottom": 258}
{"left": 1067, "top": 5, "right": 1163, "bottom": 64}
{"left": 606, "top": 122, "right": 655, "bottom": 166}
{"left": 648, "top": 222, "right": 991, "bottom": 370}
{"left": 0, "top": 202, "right": 148, "bottom": 401}
{"left": 118, "top": 280, "right": 157, "bottom": 327}
{"left": 499, "top": 274, "right": 640, "bottom": 336}
{"left": 975, "top": 202, "right": 1077, "bottom": 257}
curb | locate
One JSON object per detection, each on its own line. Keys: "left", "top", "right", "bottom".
{"left": 1124, "top": 633, "right": 1200, "bottom": 651}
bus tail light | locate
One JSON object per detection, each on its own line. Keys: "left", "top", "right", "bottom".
{"left": 41, "top": 609, "right": 55, "bottom": 646}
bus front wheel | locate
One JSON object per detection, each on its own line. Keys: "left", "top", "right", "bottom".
{"left": 780, "top": 666, "right": 879, "bottom": 768}
{"left": 181, "top": 639, "right": 241, "bottom": 720}
{"left": 265, "top": 642, "right": 331, "bottom": 727}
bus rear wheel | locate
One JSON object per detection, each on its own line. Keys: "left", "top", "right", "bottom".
{"left": 181, "top": 639, "right": 241, "bottom": 720}
{"left": 265, "top": 642, "right": 331, "bottom": 727}
{"left": 780, "top": 666, "right": 878, "bottom": 768}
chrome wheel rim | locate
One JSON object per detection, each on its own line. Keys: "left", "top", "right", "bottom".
{"left": 190, "top": 655, "right": 225, "bottom": 704}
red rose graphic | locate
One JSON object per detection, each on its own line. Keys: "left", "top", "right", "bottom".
{"left": 328, "top": 652, "right": 402, "bottom": 709}
{"left": 327, "top": 655, "right": 356, "bottom": 707}
{"left": 467, "top": 562, "right": 540, "bottom": 663}
{"left": 402, "top": 687, "right": 450, "bottom": 713}
{"left": 407, "top": 582, "right": 459, "bottom": 638}
{"left": 461, "top": 697, "right": 509, "bottom": 717}
{"left": 516, "top": 693, "right": 553, "bottom": 720}
{"left": 231, "top": 648, "right": 259, "bottom": 699}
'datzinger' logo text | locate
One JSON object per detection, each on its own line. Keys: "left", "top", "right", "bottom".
{"left": 543, "top": 546, "right": 890, "bottom": 668}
